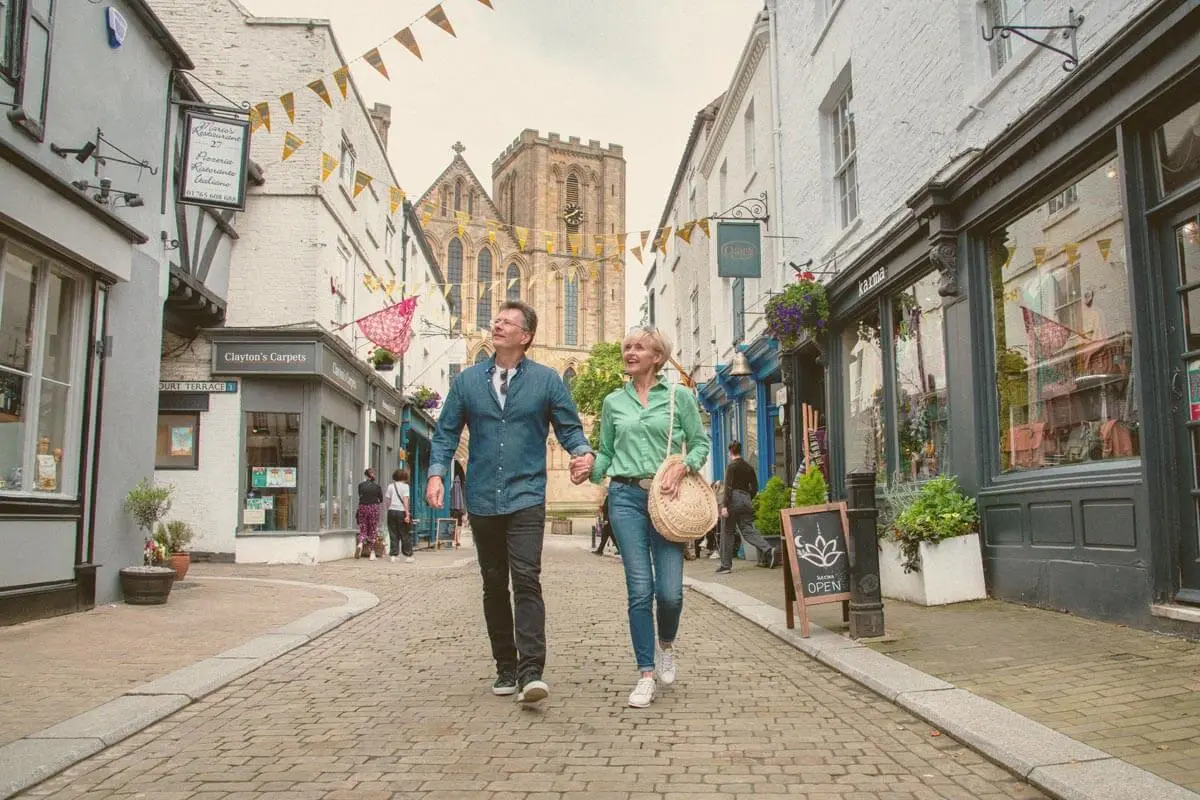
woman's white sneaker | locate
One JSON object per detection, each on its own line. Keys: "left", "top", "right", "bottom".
{"left": 659, "top": 649, "right": 677, "bottom": 685}
{"left": 628, "top": 677, "right": 656, "bottom": 708}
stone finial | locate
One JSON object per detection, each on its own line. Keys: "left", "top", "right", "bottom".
{"left": 451, "top": 141, "right": 466, "bottom": 155}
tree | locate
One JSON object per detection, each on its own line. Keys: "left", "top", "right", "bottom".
{"left": 571, "top": 341, "right": 626, "bottom": 448}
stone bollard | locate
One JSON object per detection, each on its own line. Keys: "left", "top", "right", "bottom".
{"left": 845, "top": 470, "right": 886, "bottom": 639}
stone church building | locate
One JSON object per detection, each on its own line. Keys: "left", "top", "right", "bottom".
{"left": 417, "top": 130, "right": 627, "bottom": 512}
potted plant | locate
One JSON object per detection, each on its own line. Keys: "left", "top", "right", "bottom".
{"left": 155, "top": 520, "right": 195, "bottom": 581}
{"left": 765, "top": 273, "right": 830, "bottom": 350}
{"left": 120, "top": 479, "right": 176, "bottom": 605}
{"left": 751, "top": 476, "right": 791, "bottom": 567}
{"left": 549, "top": 514, "right": 573, "bottom": 536}
{"left": 371, "top": 347, "right": 396, "bottom": 372}
{"left": 877, "top": 475, "right": 986, "bottom": 606}
{"left": 790, "top": 463, "right": 829, "bottom": 508}
{"left": 411, "top": 385, "right": 442, "bottom": 410}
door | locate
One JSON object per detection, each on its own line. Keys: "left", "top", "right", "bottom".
{"left": 1167, "top": 205, "right": 1200, "bottom": 601}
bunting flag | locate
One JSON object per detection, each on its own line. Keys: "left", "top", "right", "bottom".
{"left": 1032, "top": 245, "right": 1047, "bottom": 266}
{"left": 455, "top": 210, "right": 469, "bottom": 235}
{"left": 676, "top": 221, "right": 696, "bottom": 244}
{"left": 697, "top": 218, "right": 711, "bottom": 238}
{"left": 357, "top": 295, "right": 419, "bottom": 356}
{"left": 385, "top": 280, "right": 397, "bottom": 296}
{"left": 568, "top": 233, "right": 582, "bottom": 255}
{"left": 279, "top": 92, "right": 296, "bottom": 123}
{"left": 353, "top": 170, "right": 373, "bottom": 198}
{"left": 364, "top": 48, "right": 389, "bottom": 79}
{"left": 655, "top": 226, "right": 672, "bottom": 253}
{"left": 1022, "top": 305, "right": 1074, "bottom": 360}
{"left": 395, "top": 27, "right": 423, "bottom": 60}
{"left": 515, "top": 226, "right": 529, "bottom": 250}
{"left": 389, "top": 186, "right": 405, "bottom": 215}
{"left": 251, "top": 102, "right": 271, "bottom": 133}
{"left": 333, "top": 67, "right": 350, "bottom": 98}
{"left": 307, "top": 79, "right": 333, "bottom": 107}
{"left": 1097, "top": 238, "right": 1112, "bottom": 262}
{"left": 1000, "top": 244, "right": 1014, "bottom": 270}
{"left": 545, "top": 231, "right": 556, "bottom": 253}
{"left": 281, "top": 131, "right": 304, "bottom": 161}
{"left": 1064, "top": 242, "right": 1079, "bottom": 264}
{"left": 617, "top": 232, "right": 628, "bottom": 252}
{"left": 363, "top": 274, "right": 378, "bottom": 290}
{"left": 320, "top": 152, "right": 338, "bottom": 182}
{"left": 507, "top": 275, "right": 518, "bottom": 289}
{"left": 631, "top": 245, "right": 643, "bottom": 264}
{"left": 486, "top": 219, "right": 499, "bottom": 243}
{"left": 420, "top": 202, "right": 434, "bottom": 226}
{"left": 592, "top": 235, "right": 605, "bottom": 257}
{"left": 425, "top": 4, "right": 456, "bottom": 36}
{"left": 477, "top": 0, "right": 493, "bottom": 6}
{"left": 640, "top": 230, "right": 650, "bottom": 250}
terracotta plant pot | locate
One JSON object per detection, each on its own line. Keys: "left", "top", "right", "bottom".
{"left": 120, "top": 566, "right": 176, "bottom": 605}
{"left": 168, "top": 552, "right": 191, "bottom": 581}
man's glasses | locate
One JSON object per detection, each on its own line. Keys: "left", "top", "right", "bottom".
{"left": 494, "top": 319, "right": 528, "bottom": 331}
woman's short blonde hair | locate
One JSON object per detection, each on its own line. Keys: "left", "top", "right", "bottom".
{"left": 624, "top": 325, "right": 673, "bottom": 371}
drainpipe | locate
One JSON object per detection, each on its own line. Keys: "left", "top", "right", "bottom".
{"left": 766, "top": 0, "right": 787, "bottom": 285}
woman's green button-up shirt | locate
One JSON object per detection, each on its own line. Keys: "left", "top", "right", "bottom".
{"left": 590, "top": 378, "right": 711, "bottom": 483}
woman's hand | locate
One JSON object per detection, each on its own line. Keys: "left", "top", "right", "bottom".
{"left": 658, "top": 462, "right": 688, "bottom": 500}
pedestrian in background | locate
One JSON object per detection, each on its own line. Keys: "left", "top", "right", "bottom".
{"left": 716, "top": 442, "right": 775, "bottom": 574}
{"left": 593, "top": 492, "right": 617, "bottom": 555}
{"left": 586, "top": 325, "right": 711, "bottom": 708}
{"left": 356, "top": 468, "right": 384, "bottom": 560}
{"left": 385, "top": 468, "right": 413, "bottom": 564}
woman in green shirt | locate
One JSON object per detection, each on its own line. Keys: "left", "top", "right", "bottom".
{"left": 588, "top": 326, "right": 711, "bottom": 708}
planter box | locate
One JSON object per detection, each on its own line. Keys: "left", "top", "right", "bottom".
{"left": 878, "top": 533, "right": 987, "bottom": 606}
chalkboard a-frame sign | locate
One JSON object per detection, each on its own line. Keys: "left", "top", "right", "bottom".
{"left": 781, "top": 502, "right": 852, "bottom": 637}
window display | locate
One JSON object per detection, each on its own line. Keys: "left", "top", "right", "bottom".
{"left": 320, "top": 419, "right": 356, "bottom": 530}
{"left": 243, "top": 412, "right": 299, "bottom": 530}
{"left": 892, "top": 273, "right": 949, "bottom": 482}
{"left": 842, "top": 310, "right": 885, "bottom": 481}
{"left": 156, "top": 412, "right": 200, "bottom": 469}
{"left": 987, "top": 156, "right": 1138, "bottom": 472}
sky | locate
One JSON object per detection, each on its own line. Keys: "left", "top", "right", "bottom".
{"left": 243, "top": 0, "right": 763, "bottom": 325}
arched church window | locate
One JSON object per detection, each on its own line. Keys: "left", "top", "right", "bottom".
{"left": 506, "top": 263, "right": 521, "bottom": 301}
{"left": 563, "top": 367, "right": 577, "bottom": 388}
{"left": 476, "top": 249, "right": 493, "bottom": 331}
{"left": 447, "top": 238, "right": 463, "bottom": 333}
{"left": 565, "top": 173, "right": 581, "bottom": 234}
{"left": 454, "top": 180, "right": 463, "bottom": 212}
{"left": 564, "top": 273, "right": 579, "bottom": 346}
{"left": 474, "top": 348, "right": 490, "bottom": 365}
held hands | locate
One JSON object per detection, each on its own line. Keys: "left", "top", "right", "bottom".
{"left": 425, "top": 476, "right": 445, "bottom": 509}
{"left": 658, "top": 461, "right": 688, "bottom": 500}
{"left": 569, "top": 453, "right": 595, "bottom": 485}
{"left": 720, "top": 506, "right": 729, "bottom": 519}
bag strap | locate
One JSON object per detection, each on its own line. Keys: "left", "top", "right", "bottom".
{"left": 664, "top": 384, "right": 688, "bottom": 460}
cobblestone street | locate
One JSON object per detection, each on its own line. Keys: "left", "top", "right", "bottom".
{"left": 17, "top": 538, "right": 1043, "bottom": 800}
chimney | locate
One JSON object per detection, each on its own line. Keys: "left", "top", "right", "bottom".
{"left": 369, "top": 103, "right": 392, "bottom": 147}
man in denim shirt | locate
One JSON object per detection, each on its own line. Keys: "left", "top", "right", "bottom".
{"left": 427, "top": 300, "right": 594, "bottom": 704}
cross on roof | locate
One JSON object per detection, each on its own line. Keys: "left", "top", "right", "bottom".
{"left": 451, "top": 141, "right": 466, "bottom": 155}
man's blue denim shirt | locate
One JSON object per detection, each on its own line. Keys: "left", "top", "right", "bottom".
{"left": 429, "top": 355, "right": 593, "bottom": 516}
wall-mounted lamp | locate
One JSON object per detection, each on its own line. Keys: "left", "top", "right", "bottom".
{"left": 51, "top": 140, "right": 97, "bottom": 163}
{"left": 728, "top": 349, "right": 753, "bottom": 378}
{"left": 69, "top": 178, "right": 143, "bottom": 208}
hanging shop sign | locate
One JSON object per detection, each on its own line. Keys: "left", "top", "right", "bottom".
{"left": 780, "top": 502, "right": 852, "bottom": 637}
{"left": 717, "top": 222, "right": 762, "bottom": 279}
{"left": 178, "top": 110, "right": 251, "bottom": 211}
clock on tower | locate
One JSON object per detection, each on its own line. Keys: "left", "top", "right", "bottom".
{"left": 562, "top": 203, "right": 583, "bottom": 227}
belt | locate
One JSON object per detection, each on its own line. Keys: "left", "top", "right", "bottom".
{"left": 611, "top": 475, "right": 654, "bottom": 490}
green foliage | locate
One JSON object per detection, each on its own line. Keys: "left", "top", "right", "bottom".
{"left": 887, "top": 475, "right": 979, "bottom": 574}
{"left": 370, "top": 347, "right": 395, "bottom": 365}
{"left": 155, "top": 520, "right": 195, "bottom": 555}
{"left": 123, "top": 479, "right": 173, "bottom": 535}
{"left": 877, "top": 475, "right": 923, "bottom": 535}
{"left": 790, "top": 464, "right": 828, "bottom": 508}
{"left": 765, "top": 280, "right": 830, "bottom": 349}
{"left": 752, "top": 476, "right": 791, "bottom": 537}
{"left": 571, "top": 342, "right": 626, "bottom": 449}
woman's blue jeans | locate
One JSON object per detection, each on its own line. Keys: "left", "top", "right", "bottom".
{"left": 607, "top": 481, "right": 685, "bottom": 672}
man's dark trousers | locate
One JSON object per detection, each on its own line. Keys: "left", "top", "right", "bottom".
{"left": 469, "top": 504, "right": 547, "bottom": 683}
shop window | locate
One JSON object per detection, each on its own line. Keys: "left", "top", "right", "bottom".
{"left": 987, "top": 156, "right": 1136, "bottom": 473}
{"left": 1155, "top": 100, "right": 1200, "bottom": 198}
{"left": 156, "top": 412, "right": 200, "bottom": 470}
{"left": 243, "top": 412, "right": 300, "bottom": 531}
{"left": 892, "top": 273, "right": 949, "bottom": 483}
{"left": 319, "top": 419, "right": 355, "bottom": 530}
{"left": 0, "top": 240, "right": 84, "bottom": 495}
{"left": 842, "top": 310, "right": 885, "bottom": 481}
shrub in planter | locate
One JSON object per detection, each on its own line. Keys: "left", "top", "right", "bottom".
{"left": 790, "top": 464, "right": 829, "bottom": 508}
{"left": 752, "top": 476, "right": 791, "bottom": 537}
{"left": 156, "top": 520, "right": 195, "bottom": 580}
{"left": 121, "top": 479, "right": 176, "bottom": 604}
{"left": 371, "top": 348, "right": 396, "bottom": 371}
{"left": 887, "top": 475, "right": 979, "bottom": 574}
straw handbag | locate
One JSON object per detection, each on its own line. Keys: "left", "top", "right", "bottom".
{"left": 648, "top": 385, "right": 718, "bottom": 543}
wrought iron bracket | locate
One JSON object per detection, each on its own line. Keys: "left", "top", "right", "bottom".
{"left": 981, "top": 7, "right": 1084, "bottom": 72}
{"left": 709, "top": 191, "right": 769, "bottom": 224}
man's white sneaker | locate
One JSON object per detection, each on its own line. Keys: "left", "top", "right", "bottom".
{"left": 405, "top": 556, "right": 415, "bottom": 564}
{"left": 659, "top": 649, "right": 677, "bottom": 685}
{"left": 390, "top": 555, "right": 397, "bottom": 563}
{"left": 628, "top": 677, "right": 656, "bottom": 708}
{"left": 517, "top": 678, "right": 549, "bottom": 704}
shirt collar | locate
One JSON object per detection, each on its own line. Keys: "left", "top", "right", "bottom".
{"left": 486, "top": 354, "right": 525, "bottom": 376}
{"left": 624, "top": 375, "right": 668, "bottom": 398}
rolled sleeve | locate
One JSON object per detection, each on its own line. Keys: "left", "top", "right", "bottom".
{"left": 428, "top": 377, "right": 466, "bottom": 478}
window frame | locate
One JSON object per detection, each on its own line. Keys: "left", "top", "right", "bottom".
{"left": 338, "top": 135, "right": 357, "bottom": 196}
{"left": 447, "top": 238, "right": 463, "bottom": 333}
{"left": 831, "top": 81, "right": 859, "bottom": 228}
{"left": 7, "top": 0, "right": 54, "bottom": 140}
{"left": 155, "top": 411, "right": 201, "bottom": 470}
{"left": 476, "top": 248, "right": 493, "bottom": 331}
{"left": 564, "top": 271, "right": 579, "bottom": 346}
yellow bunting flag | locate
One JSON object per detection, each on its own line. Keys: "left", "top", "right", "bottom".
{"left": 385, "top": 280, "right": 396, "bottom": 296}
{"left": 655, "top": 227, "right": 673, "bottom": 253}
{"left": 677, "top": 221, "right": 696, "bottom": 244}
{"left": 389, "top": 186, "right": 405, "bottom": 215}
{"left": 443, "top": 283, "right": 453, "bottom": 298}
{"left": 593, "top": 235, "right": 605, "bottom": 257}
{"left": 568, "top": 233, "right": 582, "bottom": 255}
{"left": 486, "top": 220, "right": 499, "bottom": 244}
{"left": 631, "top": 246, "right": 643, "bottom": 264}
{"left": 320, "top": 152, "right": 338, "bottom": 182}
{"left": 425, "top": 4, "right": 456, "bottom": 36}
{"left": 1002, "top": 245, "right": 1014, "bottom": 270}
{"left": 617, "top": 232, "right": 628, "bottom": 252}
{"left": 395, "top": 28, "right": 423, "bottom": 60}
{"left": 455, "top": 210, "right": 469, "bottom": 235}
{"left": 1064, "top": 242, "right": 1079, "bottom": 264}
{"left": 507, "top": 275, "right": 518, "bottom": 289}
{"left": 333, "top": 67, "right": 350, "bottom": 99}
{"left": 589, "top": 266, "right": 599, "bottom": 280}
{"left": 281, "top": 131, "right": 304, "bottom": 161}
{"left": 545, "top": 231, "right": 556, "bottom": 254}
{"left": 697, "top": 218, "right": 711, "bottom": 238}
{"left": 515, "top": 226, "right": 529, "bottom": 250}
{"left": 639, "top": 230, "right": 650, "bottom": 250}
{"left": 477, "top": 0, "right": 493, "bottom": 6}
{"left": 420, "top": 202, "right": 434, "bottom": 226}
{"left": 363, "top": 274, "right": 376, "bottom": 291}
{"left": 279, "top": 92, "right": 295, "bottom": 123}
{"left": 353, "top": 170, "right": 373, "bottom": 198}
{"left": 364, "top": 48, "right": 389, "bottom": 79}
{"left": 1032, "top": 245, "right": 1047, "bottom": 266}
{"left": 308, "top": 79, "right": 333, "bottom": 108}
{"left": 251, "top": 101, "right": 271, "bottom": 133}
{"left": 612, "top": 257, "right": 623, "bottom": 273}
{"left": 1097, "top": 238, "right": 1112, "bottom": 262}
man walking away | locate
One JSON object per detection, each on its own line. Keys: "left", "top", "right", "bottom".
{"left": 716, "top": 441, "right": 776, "bottom": 574}
{"left": 427, "top": 301, "right": 595, "bottom": 705}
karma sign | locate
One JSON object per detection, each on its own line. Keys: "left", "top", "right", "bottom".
{"left": 780, "top": 502, "right": 852, "bottom": 637}
{"left": 716, "top": 222, "right": 762, "bottom": 279}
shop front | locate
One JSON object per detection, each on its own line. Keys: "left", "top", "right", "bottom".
{"left": 811, "top": 1, "right": 1200, "bottom": 628}
{"left": 401, "top": 401, "right": 439, "bottom": 546}
{"left": 370, "top": 378, "right": 403, "bottom": 482}
{"left": 207, "top": 330, "right": 371, "bottom": 564}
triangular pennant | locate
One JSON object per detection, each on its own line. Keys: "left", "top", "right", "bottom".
{"left": 332, "top": 67, "right": 350, "bottom": 99}
{"left": 279, "top": 92, "right": 295, "bottom": 124}
{"left": 455, "top": 210, "right": 469, "bottom": 236}
{"left": 320, "top": 152, "right": 338, "bottom": 182}
{"left": 394, "top": 27, "right": 423, "bottom": 60}
{"left": 363, "top": 274, "right": 376, "bottom": 291}
{"left": 248, "top": 106, "right": 262, "bottom": 132}
{"left": 1097, "top": 238, "right": 1112, "bottom": 262}
{"left": 486, "top": 220, "right": 498, "bottom": 244}
{"left": 1064, "top": 242, "right": 1079, "bottom": 264}
{"left": 515, "top": 226, "right": 529, "bottom": 250}
{"left": 353, "top": 170, "right": 373, "bottom": 198}
{"left": 251, "top": 101, "right": 271, "bottom": 133}
{"left": 442, "top": 283, "right": 453, "bottom": 298}
{"left": 677, "top": 221, "right": 696, "bottom": 244}
{"left": 389, "top": 186, "right": 405, "bottom": 215}
{"left": 307, "top": 79, "right": 333, "bottom": 107}
{"left": 640, "top": 230, "right": 650, "bottom": 250}
{"left": 697, "top": 218, "right": 711, "bottom": 238}
{"left": 612, "top": 257, "right": 623, "bottom": 273}
{"left": 281, "top": 131, "right": 304, "bottom": 161}
{"left": 364, "top": 48, "right": 389, "bottom": 80}
{"left": 425, "top": 4, "right": 456, "bottom": 37}
{"left": 655, "top": 226, "right": 673, "bottom": 253}
{"left": 477, "top": 0, "right": 493, "bottom": 6}
{"left": 1002, "top": 244, "right": 1014, "bottom": 270}
{"left": 507, "top": 276, "right": 518, "bottom": 289}
{"left": 568, "top": 233, "right": 582, "bottom": 255}
{"left": 1032, "top": 245, "right": 1047, "bottom": 266}
{"left": 420, "top": 203, "right": 434, "bottom": 226}
{"left": 617, "top": 232, "right": 628, "bottom": 252}
{"left": 593, "top": 235, "right": 605, "bottom": 257}
{"left": 589, "top": 266, "right": 599, "bottom": 280}
{"left": 545, "top": 231, "right": 556, "bottom": 254}
{"left": 631, "top": 246, "right": 643, "bottom": 264}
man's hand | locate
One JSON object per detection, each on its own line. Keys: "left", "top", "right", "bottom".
{"left": 425, "top": 476, "right": 445, "bottom": 509}
{"left": 569, "top": 453, "right": 595, "bottom": 485}
{"left": 658, "top": 462, "right": 688, "bottom": 500}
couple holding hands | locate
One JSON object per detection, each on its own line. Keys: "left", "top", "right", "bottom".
{"left": 427, "top": 300, "right": 709, "bottom": 708}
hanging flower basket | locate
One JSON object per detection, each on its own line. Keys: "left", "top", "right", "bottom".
{"left": 411, "top": 385, "right": 441, "bottom": 410}
{"left": 370, "top": 348, "right": 396, "bottom": 372}
{"left": 766, "top": 278, "right": 830, "bottom": 349}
